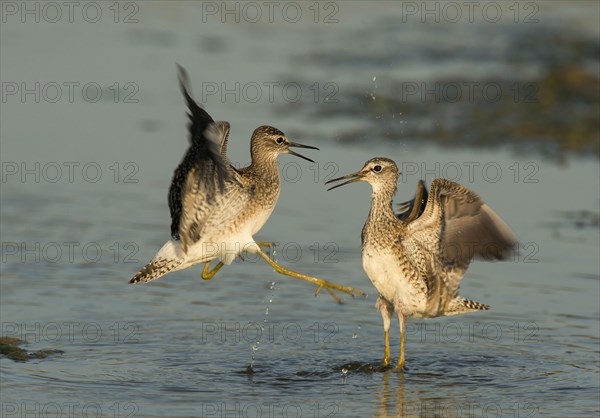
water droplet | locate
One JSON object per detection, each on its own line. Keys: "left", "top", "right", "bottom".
{"left": 252, "top": 276, "right": 278, "bottom": 368}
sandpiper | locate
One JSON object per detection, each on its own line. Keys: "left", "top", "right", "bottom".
{"left": 130, "top": 66, "right": 364, "bottom": 301}
{"left": 326, "top": 157, "right": 517, "bottom": 368}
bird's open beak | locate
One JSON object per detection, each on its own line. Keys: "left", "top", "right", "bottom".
{"left": 325, "top": 171, "right": 364, "bottom": 191}
{"left": 287, "top": 141, "right": 319, "bottom": 163}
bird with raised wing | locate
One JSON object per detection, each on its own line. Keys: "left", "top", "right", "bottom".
{"left": 326, "top": 157, "right": 517, "bottom": 368}
{"left": 130, "top": 66, "right": 364, "bottom": 301}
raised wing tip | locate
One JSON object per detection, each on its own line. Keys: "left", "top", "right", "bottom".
{"left": 176, "top": 64, "right": 188, "bottom": 82}
{"left": 176, "top": 64, "right": 192, "bottom": 96}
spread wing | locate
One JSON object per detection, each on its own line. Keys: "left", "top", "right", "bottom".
{"left": 403, "top": 178, "right": 517, "bottom": 296}
{"left": 168, "top": 65, "right": 231, "bottom": 242}
{"left": 396, "top": 179, "right": 429, "bottom": 223}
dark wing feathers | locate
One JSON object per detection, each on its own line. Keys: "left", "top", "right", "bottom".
{"left": 396, "top": 179, "right": 429, "bottom": 223}
{"left": 406, "top": 178, "right": 517, "bottom": 269}
{"left": 177, "top": 64, "right": 215, "bottom": 144}
{"left": 168, "top": 65, "right": 231, "bottom": 240}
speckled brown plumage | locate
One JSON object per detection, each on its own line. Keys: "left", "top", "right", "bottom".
{"left": 130, "top": 66, "right": 319, "bottom": 285}
{"left": 327, "top": 157, "right": 518, "bottom": 368}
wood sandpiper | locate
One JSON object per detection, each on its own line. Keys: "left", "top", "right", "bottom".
{"left": 130, "top": 66, "right": 365, "bottom": 302}
{"left": 326, "top": 157, "right": 517, "bottom": 368}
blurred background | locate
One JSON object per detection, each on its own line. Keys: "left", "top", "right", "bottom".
{"left": 1, "top": 2, "right": 598, "bottom": 417}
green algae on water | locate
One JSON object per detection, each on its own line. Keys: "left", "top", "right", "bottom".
{"left": 0, "top": 337, "right": 63, "bottom": 362}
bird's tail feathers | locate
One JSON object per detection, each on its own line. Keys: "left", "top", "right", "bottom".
{"left": 445, "top": 297, "right": 489, "bottom": 316}
{"left": 129, "top": 240, "right": 184, "bottom": 284}
{"left": 129, "top": 258, "right": 182, "bottom": 284}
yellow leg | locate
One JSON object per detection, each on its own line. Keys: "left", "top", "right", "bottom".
{"left": 255, "top": 249, "right": 365, "bottom": 302}
{"left": 202, "top": 261, "right": 224, "bottom": 281}
{"left": 383, "top": 329, "right": 391, "bottom": 367}
{"left": 255, "top": 241, "right": 275, "bottom": 258}
{"left": 397, "top": 315, "right": 406, "bottom": 370}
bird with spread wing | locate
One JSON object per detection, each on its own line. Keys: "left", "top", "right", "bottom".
{"left": 327, "top": 157, "right": 517, "bottom": 368}
{"left": 130, "top": 66, "right": 365, "bottom": 302}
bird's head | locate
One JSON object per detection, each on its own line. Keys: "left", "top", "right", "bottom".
{"left": 250, "top": 125, "right": 319, "bottom": 163}
{"left": 326, "top": 157, "right": 400, "bottom": 191}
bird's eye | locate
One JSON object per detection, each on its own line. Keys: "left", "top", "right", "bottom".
{"left": 373, "top": 165, "right": 382, "bottom": 172}
{"left": 275, "top": 137, "right": 285, "bottom": 144}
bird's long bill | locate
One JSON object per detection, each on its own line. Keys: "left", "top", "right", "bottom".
{"left": 287, "top": 141, "right": 319, "bottom": 163}
{"left": 325, "top": 171, "right": 364, "bottom": 191}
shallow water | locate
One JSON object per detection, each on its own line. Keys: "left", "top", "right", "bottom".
{"left": 1, "top": 2, "right": 599, "bottom": 417}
